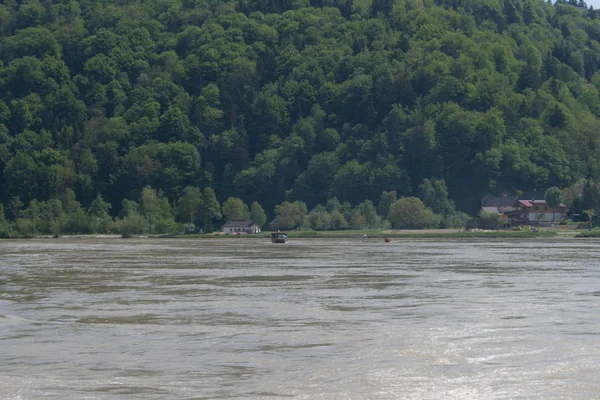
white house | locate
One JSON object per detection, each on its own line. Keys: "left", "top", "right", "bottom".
{"left": 221, "top": 220, "right": 261, "bottom": 234}
{"left": 511, "top": 199, "right": 566, "bottom": 223}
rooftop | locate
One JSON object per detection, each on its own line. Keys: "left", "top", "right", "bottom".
{"left": 221, "top": 220, "right": 256, "bottom": 228}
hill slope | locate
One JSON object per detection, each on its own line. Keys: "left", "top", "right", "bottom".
{"left": 1, "top": 0, "right": 600, "bottom": 216}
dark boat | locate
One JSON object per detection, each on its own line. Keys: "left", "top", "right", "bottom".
{"left": 271, "top": 232, "right": 287, "bottom": 243}
{"left": 384, "top": 237, "right": 392, "bottom": 243}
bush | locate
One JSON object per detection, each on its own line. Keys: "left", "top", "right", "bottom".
{"left": 61, "top": 210, "right": 93, "bottom": 234}
{"left": 115, "top": 212, "right": 147, "bottom": 236}
{"left": 443, "top": 212, "right": 471, "bottom": 229}
{"left": 0, "top": 222, "right": 10, "bottom": 238}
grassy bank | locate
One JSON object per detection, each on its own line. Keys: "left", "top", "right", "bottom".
{"left": 575, "top": 230, "right": 600, "bottom": 238}
{"left": 2, "top": 228, "right": 575, "bottom": 240}
{"left": 281, "top": 230, "right": 557, "bottom": 239}
{"left": 164, "top": 228, "right": 559, "bottom": 239}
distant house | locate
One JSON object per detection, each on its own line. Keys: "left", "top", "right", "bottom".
{"left": 221, "top": 220, "right": 261, "bottom": 234}
{"left": 480, "top": 194, "right": 518, "bottom": 223}
{"left": 480, "top": 192, "right": 566, "bottom": 225}
{"left": 510, "top": 199, "right": 566, "bottom": 224}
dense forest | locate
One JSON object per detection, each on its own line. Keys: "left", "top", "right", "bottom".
{"left": 2, "top": 0, "right": 600, "bottom": 235}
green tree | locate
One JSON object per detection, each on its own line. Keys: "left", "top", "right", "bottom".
{"left": 178, "top": 186, "right": 203, "bottom": 226}
{"left": 41, "top": 198, "right": 64, "bottom": 236}
{"left": 115, "top": 198, "right": 146, "bottom": 236}
{"left": 584, "top": 209, "right": 594, "bottom": 231}
{"left": 201, "top": 187, "right": 221, "bottom": 232}
{"left": 141, "top": 186, "right": 159, "bottom": 234}
{"left": 250, "top": 201, "right": 267, "bottom": 228}
{"left": 9, "top": 196, "right": 23, "bottom": 222}
{"left": 545, "top": 186, "right": 563, "bottom": 221}
{"left": 22, "top": 199, "right": 40, "bottom": 235}
{"left": 356, "top": 200, "right": 381, "bottom": 228}
{"left": 418, "top": 178, "right": 455, "bottom": 216}
{"left": 349, "top": 209, "right": 367, "bottom": 229}
{"left": 292, "top": 152, "right": 339, "bottom": 209}
{"left": 154, "top": 193, "right": 177, "bottom": 234}
{"left": 307, "top": 205, "right": 331, "bottom": 230}
{"left": 88, "top": 193, "right": 112, "bottom": 233}
{"left": 329, "top": 209, "right": 348, "bottom": 230}
{"left": 88, "top": 193, "right": 112, "bottom": 218}
{"left": 581, "top": 180, "right": 600, "bottom": 211}
{"left": 388, "top": 197, "right": 440, "bottom": 229}
{"left": 270, "top": 201, "right": 307, "bottom": 230}
{"left": 222, "top": 197, "right": 249, "bottom": 222}
{"left": 478, "top": 210, "right": 500, "bottom": 230}
{"left": 377, "top": 190, "right": 397, "bottom": 217}
{"left": 329, "top": 160, "right": 372, "bottom": 204}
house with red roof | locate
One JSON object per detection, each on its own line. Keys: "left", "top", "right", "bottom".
{"left": 510, "top": 199, "right": 566, "bottom": 224}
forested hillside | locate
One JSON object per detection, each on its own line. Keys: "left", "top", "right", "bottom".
{"left": 1, "top": 0, "right": 600, "bottom": 233}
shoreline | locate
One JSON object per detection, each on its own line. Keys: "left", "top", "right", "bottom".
{"left": 3, "top": 227, "right": 589, "bottom": 240}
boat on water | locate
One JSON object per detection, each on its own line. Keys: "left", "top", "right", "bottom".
{"left": 271, "top": 232, "right": 287, "bottom": 243}
{"left": 384, "top": 237, "right": 392, "bottom": 243}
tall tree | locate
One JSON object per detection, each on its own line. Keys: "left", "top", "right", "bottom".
{"left": 270, "top": 201, "right": 307, "bottom": 230}
{"left": 222, "top": 197, "right": 248, "bottom": 222}
{"left": 387, "top": 197, "right": 440, "bottom": 229}
{"left": 545, "top": 186, "right": 563, "bottom": 221}
{"left": 581, "top": 180, "right": 600, "bottom": 211}
{"left": 250, "top": 201, "right": 267, "bottom": 228}
{"left": 141, "top": 186, "right": 159, "bottom": 234}
{"left": 178, "top": 186, "right": 203, "bottom": 225}
{"left": 9, "top": 196, "right": 23, "bottom": 222}
{"left": 22, "top": 199, "right": 40, "bottom": 234}
{"left": 377, "top": 191, "right": 397, "bottom": 217}
{"left": 201, "top": 187, "right": 221, "bottom": 232}
{"left": 88, "top": 193, "right": 111, "bottom": 218}
{"left": 418, "top": 178, "right": 455, "bottom": 217}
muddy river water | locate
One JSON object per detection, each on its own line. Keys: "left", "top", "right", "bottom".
{"left": 1, "top": 237, "right": 599, "bottom": 399}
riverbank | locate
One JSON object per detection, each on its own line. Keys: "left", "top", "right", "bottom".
{"left": 165, "top": 228, "right": 567, "bottom": 239}
{"left": 1, "top": 226, "right": 588, "bottom": 240}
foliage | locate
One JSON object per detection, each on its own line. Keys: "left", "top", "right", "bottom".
{"left": 178, "top": 186, "right": 203, "bottom": 225}
{"left": 250, "top": 201, "right": 267, "bottom": 228}
{"left": 476, "top": 211, "right": 501, "bottom": 230}
{"left": 418, "top": 178, "right": 455, "bottom": 216}
{"left": 545, "top": 187, "right": 563, "bottom": 208}
{"left": 222, "top": 197, "right": 249, "bottom": 222}
{"left": 581, "top": 180, "right": 600, "bottom": 211}
{"left": 140, "top": 186, "right": 159, "bottom": 234}
{"left": 270, "top": 201, "right": 307, "bottom": 230}
{"left": 200, "top": 187, "right": 221, "bottom": 232}
{"left": 443, "top": 212, "right": 471, "bottom": 229}
{"left": 584, "top": 208, "right": 594, "bottom": 230}
{"left": 387, "top": 197, "right": 440, "bottom": 229}
{"left": 2, "top": 0, "right": 600, "bottom": 233}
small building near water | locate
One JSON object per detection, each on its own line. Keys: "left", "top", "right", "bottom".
{"left": 221, "top": 220, "right": 261, "bottom": 234}
{"left": 480, "top": 192, "right": 567, "bottom": 226}
{"left": 510, "top": 199, "right": 566, "bottom": 224}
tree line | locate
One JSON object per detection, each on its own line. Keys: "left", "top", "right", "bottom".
{"left": 0, "top": 177, "right": 472, "bottom": 237}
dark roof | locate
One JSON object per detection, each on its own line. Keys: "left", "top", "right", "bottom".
{"left": 518, "top": 191, "right": 546, "bottom": 201}
{"left": 481, "top": 191, "right": 549, "bottom": 207}
{"left": 481, "top": 194, "right": 517, "bottom": 207}
{"left": 221, "top": 220, "right": 256, "bottom": 228}
{"left": 517, "top": 200, "right": 566, "bottom": 208}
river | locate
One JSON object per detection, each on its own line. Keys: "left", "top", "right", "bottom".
{"left": 1, "top": 238, "right": 599, "bottom": 399}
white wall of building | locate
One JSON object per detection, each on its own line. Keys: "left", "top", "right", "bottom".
{"left": 527, "top": 212, "right": 564, "bottom": 222}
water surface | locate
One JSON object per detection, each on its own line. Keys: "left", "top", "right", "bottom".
{"left": 1, "top": 238, "right": 599, "bottom": 399}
